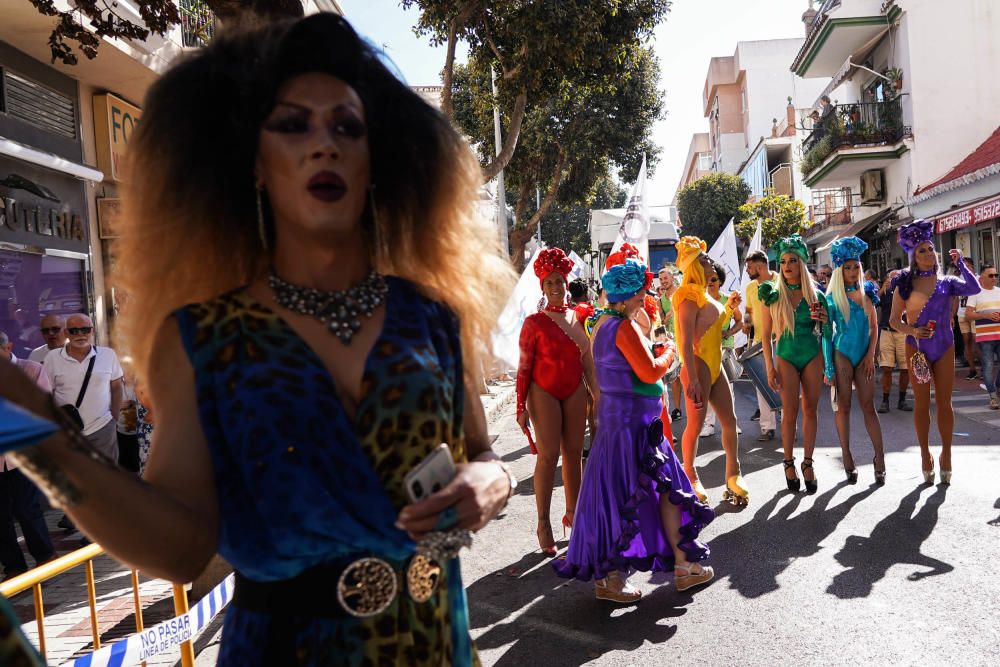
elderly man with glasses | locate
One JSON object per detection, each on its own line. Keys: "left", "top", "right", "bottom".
{"left": 27, "top": 314, "right": 67, "bottom": 364}
{"left": 43, "top": 314, "right": 124, "bottom": 459}
{"left": 965, "top": 264, "right": 1000, "bottom": 409}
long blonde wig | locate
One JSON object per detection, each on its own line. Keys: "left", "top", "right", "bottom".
{"left": 771, "top": 259, "right": 820, "bottom": 338}
{"left": 114, "top": 15, "right": 514, "bottom": 382}
{"left": 826, "top": 264, "right": 858, "bottom": 324}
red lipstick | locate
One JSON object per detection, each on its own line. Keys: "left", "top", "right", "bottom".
{"left": 307, "top": 171, "right": 347, "bottom": 202}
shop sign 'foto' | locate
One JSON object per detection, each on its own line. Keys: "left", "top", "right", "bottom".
{"left": 93, "top": 93, "right": 141, "bottom": 183}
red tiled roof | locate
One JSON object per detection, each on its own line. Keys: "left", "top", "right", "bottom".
{"left": 914, "top": 125, "right": 1000, "bottom": 196}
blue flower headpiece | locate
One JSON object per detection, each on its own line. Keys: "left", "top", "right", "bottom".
{"left": 602, "top": 258, "right": 650, "bottom": 303}
{"left": 831, "top": 236, "right": 869, "bottom": 267}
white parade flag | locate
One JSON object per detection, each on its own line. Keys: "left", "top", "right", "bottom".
{"left": 708, "top": 219, "right": 747, "bottom": 348}
{"left": 492, "top": 248, "right": 589, "bottom": 373}
{"left": 707, "top": 218, "right": 742, "bottom": 295}
{"left": 610, "top": 155, "right": 650, "bottom": 263}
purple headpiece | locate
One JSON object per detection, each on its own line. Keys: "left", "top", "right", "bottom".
{"left": 897, "top": 219, "right": 935, "bottom": 257}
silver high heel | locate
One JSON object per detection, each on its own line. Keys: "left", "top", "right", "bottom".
{"left": 922, "top": 467, "right": 935, "bottom": 484}
{"left": 940, "top": 469, "right": 952, "bottom": 484}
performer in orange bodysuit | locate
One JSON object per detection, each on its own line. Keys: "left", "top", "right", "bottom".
{"left": 517, "top": 248, "right": 598, "bottom": 555}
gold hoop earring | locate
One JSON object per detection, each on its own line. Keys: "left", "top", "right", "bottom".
{"left": 256, "top": 187, "right": 268, "bottom": 250}
{"left": 370, "top": 185, "right": 388, "bottom": 263}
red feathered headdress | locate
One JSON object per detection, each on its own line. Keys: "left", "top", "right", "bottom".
{"left": 533, "top": 248, "right": 574, "bottom": 287}
{"left": 604, "top": 244, "right": 654, "bottom": 293}
{"left": 604, "top": 243, "right": 642, "bottom": 270}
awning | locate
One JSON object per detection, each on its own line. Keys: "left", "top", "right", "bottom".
{"left": 0, "top": 135, "right": 104, "bottom": 183}
{"left": 816, "top": 206, "right": 898, "bottom": 252}
{"left": 815, "top": 26, "right": 891, "bottom": 106}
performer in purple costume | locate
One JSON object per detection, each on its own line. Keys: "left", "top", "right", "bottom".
{"left": 553, "top": 258, "right": 715, "bottom": 603}
{"left": 889, "top": 219, "right": 980, "bottom": 484}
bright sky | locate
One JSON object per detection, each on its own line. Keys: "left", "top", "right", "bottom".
{"left": 340, "top": 0, "right": 811, "bottom": 205}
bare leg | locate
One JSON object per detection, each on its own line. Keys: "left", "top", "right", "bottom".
{"left": 527, "top": 386, "right": 562, "bottom": 542}
{"left": 931, "top": 348, "right": 956, "bottom": 471}
{"left": 852, "top": 359, "right": 885, "bottom": 471}
{"left": 681, "top": 359, "right": 713, "bottom": 483}
{"left": 559, "top": 383, "right": 588, "bottom": 522}
{"left": 659, "top": 495, "right": 688, "bottom": 565}
{"left": 708, "top": 373, "right": 741, "bottom": 479}
{"left": 799, "top": 354, "right": 825, "bottom": 481}
{"left": 833, "top": 352, "right": 856, "bottom": 471}
{"left": 906, "top": 344, "right": 933, "bottom": 472}
{"left": 776, "top": 358, "right": 803, "bottom": 483}
{"left": 898, "top": 365, "right": 910, "bottom": 396}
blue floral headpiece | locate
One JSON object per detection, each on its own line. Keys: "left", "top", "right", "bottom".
{"left": 831, "top": 236, "right": 869, "bottom": 267}
{"left": 602, "top": 258, "right": 650, "bottom": 303}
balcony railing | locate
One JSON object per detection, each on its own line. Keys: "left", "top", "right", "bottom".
{"left": 179, "top": 0, "right": 216, "bottom": 48}
{"left": 805, "top": 186, "right": 855, "bottom": 236}
{"left": 800, "top": 98, "right": 910, "bottom": 175}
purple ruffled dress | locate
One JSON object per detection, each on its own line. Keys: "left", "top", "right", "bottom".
{"left": 553, "top": 318, "right": 714, "bottom": 581}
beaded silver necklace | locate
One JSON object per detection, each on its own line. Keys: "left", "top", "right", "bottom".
{"left": 268, "top": 269, "right": 388, "bottom": 344}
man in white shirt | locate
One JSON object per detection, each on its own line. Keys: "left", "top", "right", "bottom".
{"left": 0, "top": 331, "right": 56, "bottom": 579}
{"left": 44, "top": 314, "right": 124, "bottom": 460}
{"left": 28, "top": 314, "right": 67, "bottom": 364}
{"left": 965, "top": 264, "right": 1000, "bottom": 408}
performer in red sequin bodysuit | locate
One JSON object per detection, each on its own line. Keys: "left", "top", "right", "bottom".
{"left": 517, "top": 249, "right": 597, "bottom": 556}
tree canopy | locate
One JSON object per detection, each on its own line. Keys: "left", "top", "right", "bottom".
{"left": 27, "top": 0, "right": 302, "bottom": 65}
{"left": 735, "top": 190, "right": 813, "bottom": 247}
{"left": 448, "top": 27, "right": 664, "bottom": 267}
{"left": 534, "top": 174, "right": 627, "bottom": 260}
{"left": 403, "top": 0, "right": 671, "bottom": 181}
{"left": 676, "top": 172, "right": 751, "bottom": 245}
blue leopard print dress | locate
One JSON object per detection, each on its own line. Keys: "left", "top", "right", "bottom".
{"left": 173, "top": 276, "right": 476, "bottom": 666}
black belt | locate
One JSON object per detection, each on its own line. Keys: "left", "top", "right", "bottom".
{"left": 881, "top": 326, "right": 894, "bottom": 331}
{"left": 233, "top": 554, "right": 442, "bottom": 619}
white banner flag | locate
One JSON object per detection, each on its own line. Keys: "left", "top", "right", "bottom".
{"left": 708, "top": 219, "right": 747, "bottom": 348}
{"left": 492, "top": 248, "right": 589, "bottom": 373}
{"left": 610, "top": 155, "right": 650, "bottom": 263}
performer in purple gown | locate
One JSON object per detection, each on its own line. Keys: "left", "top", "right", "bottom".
{"left": 889, "top": 219, "right": 980, "bottom": 484}
{"left": 553, "top": 257, "right": 715, "bottom": 603}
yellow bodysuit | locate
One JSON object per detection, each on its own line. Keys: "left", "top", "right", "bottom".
{"left": 673, "top": 285, "right": 731, "bottom": 384}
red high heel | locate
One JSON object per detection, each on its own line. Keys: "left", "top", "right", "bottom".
{"left": 537, "top": 521, "right": 557, "bottom": 556}
{"left": 561, "top": 512, "right": 573, "bottom": 538}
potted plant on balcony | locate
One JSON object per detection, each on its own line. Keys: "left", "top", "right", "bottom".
{"left": 885, "top": 68, "right": 903, "bottom": 91}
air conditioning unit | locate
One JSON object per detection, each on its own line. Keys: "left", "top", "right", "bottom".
{"left": 860, "top": 169, "right": 885, "bottom": 205}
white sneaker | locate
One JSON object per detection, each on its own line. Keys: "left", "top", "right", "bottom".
{"left": 699, "top": 423, "right": 715, "bottom": 438}
{"left": 737, "top": 425, "right": 743, "bottom": 435}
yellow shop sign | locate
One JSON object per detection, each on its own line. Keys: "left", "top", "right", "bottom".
{"left": 93, "top": 93, "right": 141, "bottom": 183}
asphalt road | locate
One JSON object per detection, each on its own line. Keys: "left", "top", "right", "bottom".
{"left": 463, "top": 373, "right": 1000, "bottom": 666}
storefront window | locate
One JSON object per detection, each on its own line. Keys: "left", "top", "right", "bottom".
{"left": 0, "top": 249, "right": 87, "bottom": 360}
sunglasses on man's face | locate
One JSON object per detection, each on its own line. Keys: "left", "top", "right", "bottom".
{"left": 41, "top": 327, "right": 63, "bottom": 335}
{"left": 987, "top": 273, "right": 998, "bottom": 278}
{"left": 67, "top": 327, "right": 93, "bottom": 335}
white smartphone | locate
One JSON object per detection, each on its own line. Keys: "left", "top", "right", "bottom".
{"left": 404, "top": 444, "right": 457, "bottom": 503}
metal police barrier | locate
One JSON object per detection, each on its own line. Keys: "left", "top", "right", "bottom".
{"left": 60, "top": 574, "right": 234, "bottom": 667}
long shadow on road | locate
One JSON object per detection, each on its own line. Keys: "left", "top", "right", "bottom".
{"left": 827, "top": 484, "right": 951, "bottom": 598}
{"left": 468, "top": 551, "right": 691, "bottom": 666}
{"left": 706, "top": 481, "right": 877, "bottom": 599}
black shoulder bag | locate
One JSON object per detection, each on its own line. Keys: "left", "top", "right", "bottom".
{"left": 61, "top": 352, "right": 97, "bottom": 431}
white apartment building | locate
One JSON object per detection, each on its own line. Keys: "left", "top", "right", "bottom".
{"left": 792, "top": 0, "right": 1000, "bottom": 273}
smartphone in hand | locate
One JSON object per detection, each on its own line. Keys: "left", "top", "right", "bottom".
{"left": 404, "top": 444, "right": 457, "bottom": 504}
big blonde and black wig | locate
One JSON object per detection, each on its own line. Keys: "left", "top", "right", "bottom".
{"left": 115, "top": 14, "right": 514, "bottom": 381}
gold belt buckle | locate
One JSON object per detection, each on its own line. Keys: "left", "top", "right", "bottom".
{"left": 406, "top": 554, "right": 442, "bottom": 603}
{"left": 336, "top": 557, "right": 398, "bottom": 618}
